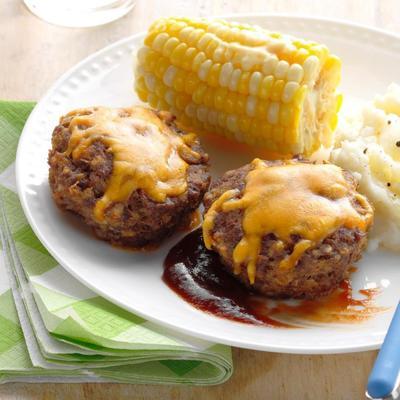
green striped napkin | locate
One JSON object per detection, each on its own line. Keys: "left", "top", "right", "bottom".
{"left": 0, "top": 101, "right": 232, "bottom": 385}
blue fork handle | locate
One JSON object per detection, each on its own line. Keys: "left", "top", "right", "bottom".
{"left": 367, "top": 302, "right": 400, "bottom": 399}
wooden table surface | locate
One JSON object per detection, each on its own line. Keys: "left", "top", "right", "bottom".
{"left": 1, "top": 0, "right": 399, "bottom": 399}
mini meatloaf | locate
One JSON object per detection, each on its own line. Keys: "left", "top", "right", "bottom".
{"left": 48, "top": 106, "right": 210, "bottom": 247}
{"left": 203, "top": 158, "right": 374, "bottom": 299}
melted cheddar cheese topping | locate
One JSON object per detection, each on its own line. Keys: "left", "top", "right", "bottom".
{"left": 203, "top": 159, "right": 373, "bottom": 284}
{"left": 65, "top": 106, "right": 199, "bottom": 221}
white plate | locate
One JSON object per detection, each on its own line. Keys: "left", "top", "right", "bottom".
{"left": 17, "top": 15, "right": 400, "bottom": 354}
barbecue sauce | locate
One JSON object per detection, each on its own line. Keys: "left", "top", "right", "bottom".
{"left": 163, "top": 229, "right": 381, "bottom": 328}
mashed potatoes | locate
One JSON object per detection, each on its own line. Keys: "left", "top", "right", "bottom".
{"left": 331, "top": 84, "right": 400, "bottom": 251}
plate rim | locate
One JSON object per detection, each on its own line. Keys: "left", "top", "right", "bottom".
{"left": 16, "top": 13, "right": 400, "bottom": 354}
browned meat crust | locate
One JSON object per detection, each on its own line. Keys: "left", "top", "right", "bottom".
{"left": 203, "top": 160, "right": 370, "bottom": 299}
{"left": 48, "top": 108, "right": 210, "bottom": 247}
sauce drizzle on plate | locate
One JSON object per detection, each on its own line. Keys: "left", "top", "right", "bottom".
{"left": 163, "top": 229, "right": 382, "bottom": 328}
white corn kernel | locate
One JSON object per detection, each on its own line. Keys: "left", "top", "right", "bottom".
{"left": 187, "top": 29, "right": 204, "bottom": 46}
{"left": 226, "top": 115, "right": 238, "bottom": 132}
{"left": 219, "top": 62, "right": 233, "bottom": 87}
{"left": 229, "top": 69, "right": 241, "bottom": 91}
{"left": 287, "top": 64, "right": 304, "bottom": 83}
{"left": 246, "top": 96, "right": 257, "bottom": 117}
{"left": 198, "top": 59, "right": 212, "bottom": 81}
{"left": 137, "top": 47, "right": 150, "bottom": 64}
{"left": 303, "top": 55, "right": 320, "bottom": 83}
{"left": 135, "top": 65, "right": 145, "bottom": 76}
{"left": 163, "top": 65, "right": 177, "bottom": 87}
{"left": 275, "top": 60, "right": 289, "bottom": 79}
{"left": 197, "top": 33, "right": 214, "bottom": 50}
{"left": 215, "top": 26, "right": 229, "bottom": 40}
{"left": 185, "top": 103, "right": 197, "bottom": 118}
{"left": 249, "top": 71, "right": 262, "bottom": 95}
{"left": 282, "top": 82, "right": 300, "bottom": 103}
{"left": 262, "top": 57, "right": 278, "bottom": 75}
{"left": 179, "top": 27, "right": 194, "bottom": 42}
{"left": 165, "top": 89, "right": 175, "bottom": 105}
{"left": 144, "top": 73, "right": 156, "bottom": 91}
{"left": 207, "top": 22, "right": 223, "bottom": 34}
{"left": 268, "top": 102, "right": 280, "bottom": 124}
{"left": 192, "top": 52, "right": 206, "bottom": 70}
{"left": 213, "top": 45, "right": 225, "bottom": 62}
{"left": 241, "top": 54, "right": 256, "bottom": 71}
{"left": 239, "top": 30, "right": 265, "bottom": 46}
{"left": 197, "top": 105, "right": 208, "bottom": 122}
{"left": 230, "top": 27, "right": 240, "bottom": 40}
{"left": 152, "top": 33, "right": 169, "bottom": 52}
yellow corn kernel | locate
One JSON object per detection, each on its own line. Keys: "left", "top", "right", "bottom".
{"left": 280, "top": 103, "right": 294, "bottom": 127}
{"left": 271, "top": 80, "right": 285, "bottom": 102}
{"left": 214, "top": 87, "right": 228, "bottom": 110}
{"left": 213, "top": 44, "right": 226, "bottom": 62}
{"left": 143, "top": 30, "right": 161, "bottom": 48}
{"left": 136, "top": 87, "right": 148, "bottom": 102}
{"left": 235, "top": 94, "right": 247, "bottom": 115}
{"left": 197, "top": 32, "right": 213, "bottom": 51}
{"left": 192, "top": 52, "right": 207, "bottom": 72}
{"left": 250, "top": 119, "right": 262, "bottom": 138}
{"left": 162, "top": 37, "right": 180, "bottom": 58}
{"left": 237, "top": 71, "right": 251, "bottom": 95}
{"left": 293, "top": 85, "right": 308, "bottom": 106}
{"left": 175, "top": 93, "right": 190, "bottom": 110}
{"left": 147, "top": 93, "right": 159, "bottom": 108}
{"left": 217, "top": 112, "right": 227, "bottom": 128}
{"left": 239, "top": 116, "right": 252, "bottom": 133}
{"left": 155, "top": 58, "right": 169, "bottom": 79}
{"left": 192, "top": 83, "right": 208, "bottom": 104}
{"left": 179, "top": 26, "right": 194, "bottom": 42}
{"left": 173, "top": 70, "right": 186, "bottom": 92}
{"left": 224, "top": 92, "right": 237, "bottom": 114}
{"left": 182, "top": 47, "right": 197, "bottom": 70}
{"left": 256, "top": 100, "right": 269, "bottom": 120}
{"left": 207, "top": 63, "right": 221, "bottom": 87}
{"left": 282, "top": 82, "right": 300, "bottom": 103}
{"left": 154, "top": 81, "right": 166, "bottom": 98}
{"left": 171, "top": 42, "right": 188, "bottom": 67}
{"left": 259, "top": 76, "right": 274, "bottom": 99}
{"left": 260, "top": 121, "right": 272, "bottom": 140}
{"left": 168, "top": 20, "right": 187, "bottom": 35}
{"left": 184, "top": 72, "right": 199, "bottom": 94}
{"left": 187, "top": 29, "right": 204, "bottom": 46}
{"left": 203, "top": 88, "right": 215, "bottom": 108}
{"left": 294, "top": 48, "right": 309, "bottom": 64}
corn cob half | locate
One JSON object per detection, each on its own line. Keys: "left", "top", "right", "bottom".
{"left": 134, "top": 17, "right": 342, "bottom": 156}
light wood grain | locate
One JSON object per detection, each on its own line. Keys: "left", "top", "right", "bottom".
{"left": 0, "top": 0, "right": 399, "bottom": 399}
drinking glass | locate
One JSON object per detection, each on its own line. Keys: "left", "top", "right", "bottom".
{"left": 23, "top": 0, "right": 136, "bottom": 27}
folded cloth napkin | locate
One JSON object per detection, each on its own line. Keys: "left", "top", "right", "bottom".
{"left": 0, "top": 101, "right": 232, "bottom": 385}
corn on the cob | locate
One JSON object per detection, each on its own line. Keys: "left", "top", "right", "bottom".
{"left": 134, "top": 17, "right": 342, "bottom": 156}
